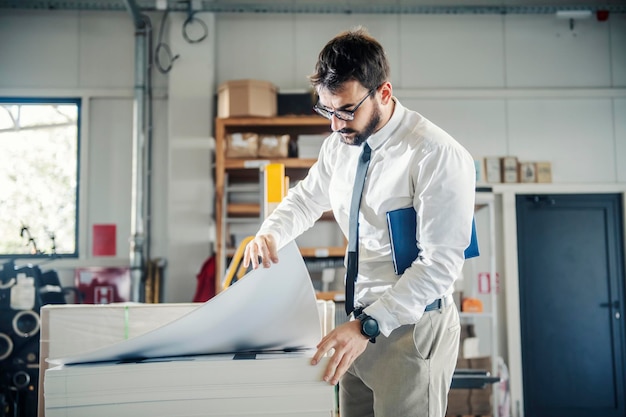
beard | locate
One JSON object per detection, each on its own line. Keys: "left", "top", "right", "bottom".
{"left": 337, "top": 105, "right": 381, "bottom": 146}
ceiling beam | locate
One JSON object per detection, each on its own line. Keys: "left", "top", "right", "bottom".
{"left": 1, "top": 0, "right": 625, "bottom": 14}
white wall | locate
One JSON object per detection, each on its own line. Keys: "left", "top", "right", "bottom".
{"left": 0, "top": 10, "right": 179, "bottom": 292}
{"left": 0, "top": 10, "right": 624, "bottom": 298}
{"left": 165, "top": 12, "right": 216, "bottom": 303}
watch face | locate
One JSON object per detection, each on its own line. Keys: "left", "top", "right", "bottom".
{"left": 362, "top": 317, "right": 379, "bottom": 337}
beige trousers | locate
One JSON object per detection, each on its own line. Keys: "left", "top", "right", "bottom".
{"left": 339, "top": 302, "right": 460, "bottom": 417}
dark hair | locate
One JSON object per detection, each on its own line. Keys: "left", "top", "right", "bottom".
{"left": 309, "top": 26, "right": 390, "bottom": 93}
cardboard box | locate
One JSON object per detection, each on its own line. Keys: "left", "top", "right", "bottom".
{"left": 226, "top": 132, "right": 259, "bottom": 158}
{"left": 536, "top": 161, "right": 552, "bottom": 183}
{"left": 218, "top": 79, "right": 277, "bottom": 118}
{"left": 501, "top": 156, "right": 519, "bottom": 183}
{"left": 470, "top": 388, "right": 493, "bottom": 415}
{"left": 257, "top": 134, "right": 290, "bottom": 158}
{"left": 449, "top": 356, "right": 494, "bottom": 416}
{"left": 469, "top": 356, "right": 492, "bottom": 371}
{"left": 484, "top": 157, "right": 502, "bottom": 183}
{"left": 447, "top": 389, "right": 471, "bottom": 415}
{"left": 519, "top": 161, "right": 537, "bottom": 183}
{"left": 456, "top": 357, "right": 471, "bottom": 369}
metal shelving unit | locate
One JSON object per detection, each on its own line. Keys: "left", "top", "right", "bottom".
{"left": 457, "top": 191, "right": 500, "bottom": 417}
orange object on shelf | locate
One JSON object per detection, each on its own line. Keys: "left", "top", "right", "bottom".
{"left": 462, "top": 297, "right": 484, "bottom": 313}
{"left": 316, "top": 291, "right": 344, "bottom": 302}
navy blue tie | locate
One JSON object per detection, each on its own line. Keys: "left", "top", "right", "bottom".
{"left": 345, "top": 143, "right": 372, "bottom": 315}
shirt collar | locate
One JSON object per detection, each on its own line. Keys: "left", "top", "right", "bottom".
{"left": 365, "top": 97, "right": 405, "bottom": 151}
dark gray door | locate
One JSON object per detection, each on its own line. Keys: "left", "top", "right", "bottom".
{"left": 516, "top": 193, "right": 626, "bottom": 417}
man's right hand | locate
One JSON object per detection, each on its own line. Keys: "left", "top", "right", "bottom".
{"left": 243, "top": 234, "right": 279, "bottom": 269}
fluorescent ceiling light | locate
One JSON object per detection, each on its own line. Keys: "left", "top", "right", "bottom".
{"left": 556, "top": 10, "right": 592, "bottom": 19}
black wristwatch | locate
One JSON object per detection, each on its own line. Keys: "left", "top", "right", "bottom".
{"left": 356, "top": 313, "right": 380, "bottom": 343}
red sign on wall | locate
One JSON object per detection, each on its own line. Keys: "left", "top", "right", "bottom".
{"left": 93, "top": 224, "right": 116, "bottom": 256}
{"left": 478, "top": 272, "right": 500, "bottom": 294}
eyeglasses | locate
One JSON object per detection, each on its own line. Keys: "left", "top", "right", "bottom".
{"left": 313, "top": 89, "right": 375, "bottom": 121}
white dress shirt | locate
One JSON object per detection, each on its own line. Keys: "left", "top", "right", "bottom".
{"left": 257, "top": 99, "right": 476, "bottom": 336}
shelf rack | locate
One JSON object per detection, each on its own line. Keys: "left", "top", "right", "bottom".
{"left": 214, "top": 115, "right": 337, "bottom": 294}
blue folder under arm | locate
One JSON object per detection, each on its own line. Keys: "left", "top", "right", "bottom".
{"left": 387, "top": 207, "right": 479, "bottom": 275}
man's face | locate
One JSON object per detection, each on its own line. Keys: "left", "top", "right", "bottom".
{"left": 316, "top": 81, "right": 381, "bottom": 146}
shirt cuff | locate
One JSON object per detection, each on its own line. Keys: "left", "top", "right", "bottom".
{"left": 363, "top": 301, "right": 420, "bottom": 338}
{"left": 256, "top": 227, "right": 282, "bottom": 249}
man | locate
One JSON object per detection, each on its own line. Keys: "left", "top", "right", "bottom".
{"left": 243, "top": 27, "right": 475, "bottom": 417}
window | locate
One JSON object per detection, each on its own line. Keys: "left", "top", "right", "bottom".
{"left": 0, "top": 98, "right": 80, "bottom": 258}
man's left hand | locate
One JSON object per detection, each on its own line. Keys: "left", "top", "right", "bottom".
{"left": 311, "top": 320, "right": 369, "bottom": 385}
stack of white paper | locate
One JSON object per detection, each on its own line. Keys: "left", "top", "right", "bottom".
{"left": 40, "top": 301, "right": 336, "bottom": 416}
{"left": 44, "top": 242, "right": 337, "bottom": 416}
{"left": 45, "top": 353, "right": 334, "bottom": 417}
{"left": 38, "top": 302, "right": 201, "bottom": 416}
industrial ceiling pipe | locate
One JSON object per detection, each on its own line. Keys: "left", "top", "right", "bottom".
{"left": 124, "top": 0, "right": 149, "bottom": 302}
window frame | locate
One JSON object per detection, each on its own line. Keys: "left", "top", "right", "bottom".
{"left": 0, "top": 96, "right": 82, "bottom": 259}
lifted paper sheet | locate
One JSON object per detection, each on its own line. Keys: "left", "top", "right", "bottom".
{"left": 50, "top": 241, "right": 321, "bottom": 365}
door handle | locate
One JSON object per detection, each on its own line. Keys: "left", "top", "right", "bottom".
{"left": 528, "top": 195, "right": 556, "bottom": 206}
{"left": 600, "top": 301, "right": 621, "bottom": 319}
{"left": 599, "top": 301, "right": 620, "bottom": 309}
